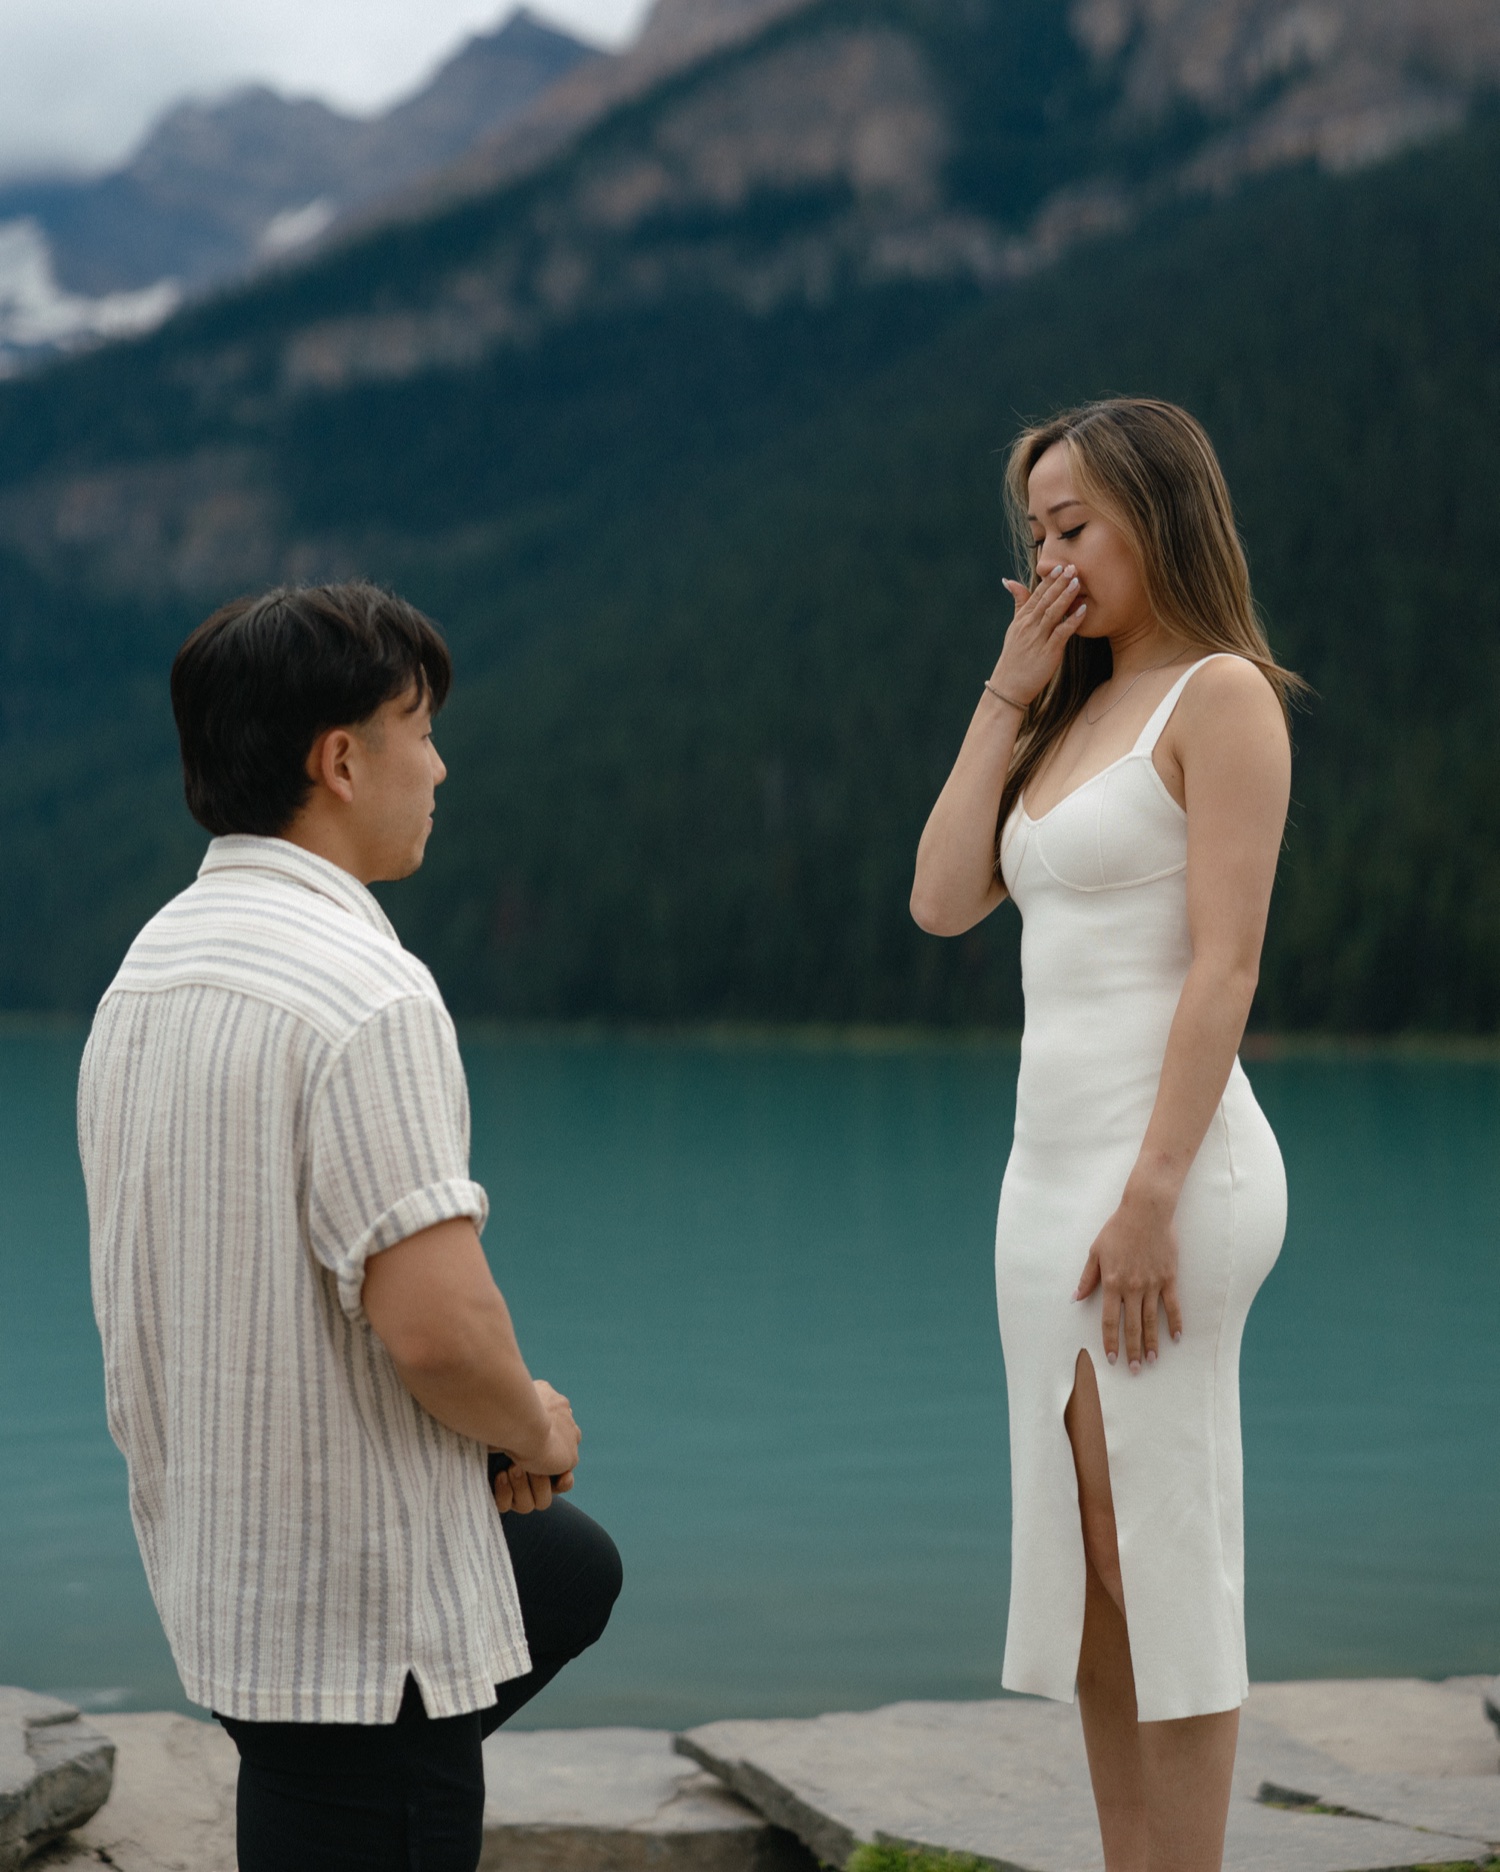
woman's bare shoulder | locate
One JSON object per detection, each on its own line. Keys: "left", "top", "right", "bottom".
{"left": 1177, "top": 654, "right": 1288, "bottom": 736}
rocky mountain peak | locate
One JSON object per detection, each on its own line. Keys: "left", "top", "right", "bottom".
{"left": 359, "top": 9, "right": 600, "bottom": 193}
{"left": 122, "top": 89, "right": 360, "bottom": 234}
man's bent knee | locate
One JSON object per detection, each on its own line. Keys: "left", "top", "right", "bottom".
{"left": 503, "top": 1499, "right": 623, "bottom": 1661}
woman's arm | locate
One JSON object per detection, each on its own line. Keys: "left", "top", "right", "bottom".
{"left": 911, "top": 565, "right": 1087, "bottom": 935}
{"left": 1073, "top": 657, "right": 1291, "bottom": 1371}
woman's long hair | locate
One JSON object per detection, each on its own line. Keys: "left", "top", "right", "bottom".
{"left": 993, "top": 398, "right": 1305, "bottom": 869}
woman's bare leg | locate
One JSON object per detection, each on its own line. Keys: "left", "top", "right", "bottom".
{"left": 1065, "top": 1350, "right": 1239, "bottom": 1872}
{"left": 1138, "top": 1711, "right": 1239, "bottom": 1872}
{"left": 1067, "top": 1351, "right": 1147, "bottom": 1870}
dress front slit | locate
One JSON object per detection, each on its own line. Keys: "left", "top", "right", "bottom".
{"left": 994, "top": 657, "right": 1286, "bottom": 1723}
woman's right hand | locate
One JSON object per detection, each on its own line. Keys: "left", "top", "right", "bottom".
{"left": 910, "top": 563, "right": 1085, "bottom": 936}
{"left": 994, "top": 564, "right": 1087, "bottom": 705}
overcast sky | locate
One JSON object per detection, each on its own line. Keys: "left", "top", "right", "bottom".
{"left": 0, "top": 0, "right": 654, "bottom": 179}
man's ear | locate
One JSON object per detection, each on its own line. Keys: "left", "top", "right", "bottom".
{"left": 306, "top": 727, "right": 357, "bottom": 806}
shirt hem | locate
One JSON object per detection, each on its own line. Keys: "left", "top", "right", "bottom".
{"left": 188, "top": 1649, "right": 531, "bottom": 1726}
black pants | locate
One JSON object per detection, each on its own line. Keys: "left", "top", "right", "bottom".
{"left": 219, "top": 1500, "right": 623, "bottom": 1872}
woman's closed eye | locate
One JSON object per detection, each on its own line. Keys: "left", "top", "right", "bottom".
{"left": 1059, "top": 524, "right": 1085, "bottom": 541}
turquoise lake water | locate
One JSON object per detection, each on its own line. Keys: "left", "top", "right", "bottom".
{"left": 1, "top": 1029, "right": 1496, "bottom": 1727}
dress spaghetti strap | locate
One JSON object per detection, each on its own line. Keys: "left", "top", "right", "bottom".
{"left": 1131, "top": 654, "right": 1240, "bottom": 756}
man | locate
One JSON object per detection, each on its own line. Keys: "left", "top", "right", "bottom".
{"left": 78, "top": 583, "right": 621, "bottom": 1871}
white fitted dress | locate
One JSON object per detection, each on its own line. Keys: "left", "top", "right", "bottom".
{"left": 995, "top": 655, "right": 1285, "bottom": 1722}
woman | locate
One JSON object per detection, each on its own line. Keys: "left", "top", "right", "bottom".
{"left": 911, "top": 398, "right": 1297, "bottom": 1872}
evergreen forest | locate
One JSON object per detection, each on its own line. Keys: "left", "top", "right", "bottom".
{"left": 1, "top": 106, "right": 1498, "bottom": 1032}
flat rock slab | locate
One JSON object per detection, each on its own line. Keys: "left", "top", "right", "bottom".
{"left": 0, "top": 1689, "right": 114, "bottom": 1871}
{"left": 482, "top": 1727, "right": 816, "bottom": 1872}
{"left": 1246, "top": 1676, "right": 1500, "bottom": 1777}
{"left": 1235, "top": 1711, "right": 1500, "bottom": 1856}
{"left": 678, "top": 1693, "right": 1499, "bottom": 1872}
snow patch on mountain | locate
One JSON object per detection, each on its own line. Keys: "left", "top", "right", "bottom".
{"left": 0, "top": 220, "right": 178, "bottom": 373}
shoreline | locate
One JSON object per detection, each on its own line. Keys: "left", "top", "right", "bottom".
{"left": 7, "top": 1007, "right": 1500, "bottom": 1058}
{"left": 33, "top": 1667, "right": 1500, "bottom": 1733}
{"left": 12, "top": 1010, "right": 1500, "bottom": 1060}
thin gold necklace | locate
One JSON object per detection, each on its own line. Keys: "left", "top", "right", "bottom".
{"left": 1083, "top": 656, "right": 1181, "bottom": 726}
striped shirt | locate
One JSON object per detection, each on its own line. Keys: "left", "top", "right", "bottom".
{"left": 78, "top": 835, "right": 531, "bottom": 1724}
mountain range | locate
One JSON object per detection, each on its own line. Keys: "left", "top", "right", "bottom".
{"left": 0, "top": 8, "right": 596, "bottom": 369}
{"left": 0, "top": 0, "right": 1497, "bottom": 1032}
{"left": 4, "top": 0, "right": 1495, "bottom": 376}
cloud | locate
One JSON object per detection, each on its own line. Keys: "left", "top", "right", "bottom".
{"left": 0, "top": 0, "right": 650, "bottom": 178}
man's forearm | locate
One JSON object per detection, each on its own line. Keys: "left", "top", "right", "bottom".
{"left": 389, "top": 1305, "right": 552, "bottom": 1456}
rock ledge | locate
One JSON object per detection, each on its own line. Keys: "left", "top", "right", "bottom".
{"left": 0, "top": 1690, "right": 113, "bottom": 1872}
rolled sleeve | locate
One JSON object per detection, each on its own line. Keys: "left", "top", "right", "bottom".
{"left": 306, "top": 995, "right": 489, "bottom": 1321}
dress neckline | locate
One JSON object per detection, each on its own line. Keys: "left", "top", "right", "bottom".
{"left": 1018, "top": 656, "right": 1225, "bottom": 825}
{"left": 1019, "top": 748, "right": 1138, "bottom": 826}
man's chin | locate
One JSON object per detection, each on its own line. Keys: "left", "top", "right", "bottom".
{"left": 371, "top": 835, "right": 431, "bottom": 886}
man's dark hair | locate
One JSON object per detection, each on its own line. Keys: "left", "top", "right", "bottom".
{"left": 171, "top": 582, "right": 453, "bottom": 836}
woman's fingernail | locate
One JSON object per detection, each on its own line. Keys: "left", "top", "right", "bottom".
{"left": 1129, "top": 1359, "right": 1141, "bottom": 1374}
{"left": 1106, "top": 1351, "right": 1117, "bottom": 1365}
{"left": 1172, "top": 1330, "right": 1182, "bottom": 1343}
{"left": 1146, "top": 1349, "right": 1157, "bottom": 1365}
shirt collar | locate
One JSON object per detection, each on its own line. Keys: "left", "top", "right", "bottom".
{"left": 198, "top": 836, "right": 400, "bottom": 942}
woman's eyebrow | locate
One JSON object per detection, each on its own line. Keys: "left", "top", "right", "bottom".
{"left": 1025, "top": 499, "right": 1087, "bottom": 523}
